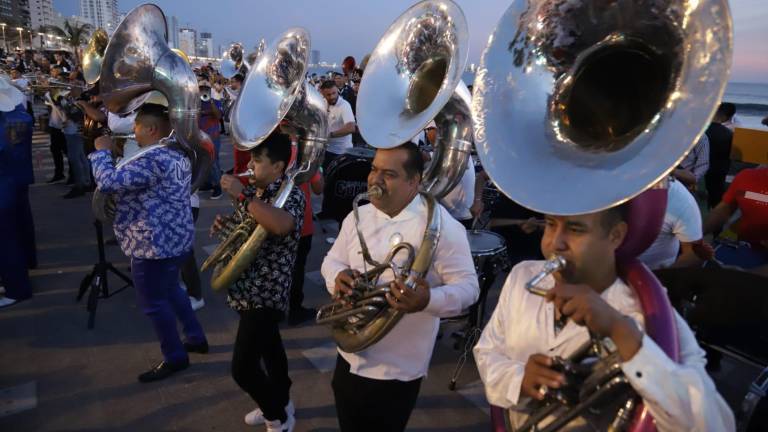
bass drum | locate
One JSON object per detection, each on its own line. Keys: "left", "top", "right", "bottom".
{"left": 321, "top": 147, "right": 375, "bottom": 224}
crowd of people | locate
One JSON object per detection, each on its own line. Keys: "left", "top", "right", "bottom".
{"left": 0, "top": 40, "right": 766, "bottom": 432}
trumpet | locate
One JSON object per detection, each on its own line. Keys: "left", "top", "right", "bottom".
{"left": 236, "top": 169, "right": 254, "bottom": 178}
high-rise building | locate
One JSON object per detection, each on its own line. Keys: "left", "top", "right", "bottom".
{"left": 0, "top": 0, "right": 31, "bottom": 29}
{"left": 197, "top": 31, "right": 213, "bottom": 58}
{"left": 30, "top": 0, "right": 55, "bottom": 31}
{"left": 80, "top": 0, "right": 119, "bottom": 34}
{"left": 178, "top": 28, "right": 196, "bottom": 58}
{"left": 310, "top": 50, "right": 320, "bottom": 66}
{"left": 169, "top": 15, "right": 178, "bottom": 48}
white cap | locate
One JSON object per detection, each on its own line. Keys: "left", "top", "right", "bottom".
{"left": 425, "top": 120, "right": 437, "bottom": 129}
{"left": 0, "top": 75, "right": 25, "bottom": 112}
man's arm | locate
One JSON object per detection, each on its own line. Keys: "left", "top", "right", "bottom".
{"left": 703, "top": 201, "right": 736, "bottom": 235}
{"left": 330, "top": 102, "right": 356, "bottom": 138}
{"left": 320, "top": 213, "right": 355, "bottom": 296}
{"left": 330, "top": 122, "right": 356, "bottom": 138}
{"left": 422, "top": 215, "right": 479, "bottom": 317}
{"left": 89, "top": 148, "right": 156, "bottom": 193}
{"left": 671, "top": 241, "right": 705, "bottom": 268}
{"left": 474, "top": 270, "right": 529, "bottom": 407}
{"left": 75, "top": 100, "right": 107, "bottom": 123}
{"left": 246, "top": 185, "right": 302, "bottom": 236}
{"left": 620, "top": 312, "right": 735, "bottom": 431}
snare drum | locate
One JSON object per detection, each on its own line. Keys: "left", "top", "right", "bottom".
{"left": 466, "top": 230, "right": 509, "bottom": 278}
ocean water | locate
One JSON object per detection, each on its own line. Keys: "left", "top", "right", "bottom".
{"left": 722, "top": 82, "right": 768, "bottom": 130}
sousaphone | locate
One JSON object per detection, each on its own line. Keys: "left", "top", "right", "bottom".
{"left": 201, "top": 28, "right": 328, "bottom": 291}
{"left": 472, "top": 0, "right": 732, "bottom": 430}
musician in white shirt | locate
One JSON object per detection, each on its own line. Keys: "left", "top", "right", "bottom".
{"left": 474, "top": 206, "right": 735, "bottom": 431}
{"left": 321, "top": 142, "right": 479, "bottom": 432}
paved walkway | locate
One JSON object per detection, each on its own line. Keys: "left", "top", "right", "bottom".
{"left": 0, "top": 129, "right": 493, "bottom": 431}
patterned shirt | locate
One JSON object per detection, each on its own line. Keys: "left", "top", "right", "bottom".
{"left": 222, "top": 176, "right": 305, "bottom": 313}
{"left": 680, "top": 134, "right": 710, "bottom": 181}
{"left": 89, "top": 143, "right": 194, "bottom": 259}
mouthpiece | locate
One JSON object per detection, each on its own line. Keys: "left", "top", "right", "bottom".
{"left": 525, "top": 255, "right": 566, "bottom": 296}
{"left": 367, "top": 185, "right": 383, "bottom": 199}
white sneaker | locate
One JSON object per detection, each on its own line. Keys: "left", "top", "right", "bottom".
{"left": 189, "top": 296, "right": 205, "bottom": 311}
{"left": 245, "top": 400, "right": 295, "bottom": 426}
{"left": 0, "top": 296, "right": 17, "bottom": 309}
{"left": 264, "top": 413, "right": 295, "bottom": 432}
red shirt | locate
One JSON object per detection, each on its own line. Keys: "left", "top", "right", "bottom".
{"left": 722, "top": 167, "right": 768, "bottom": 247}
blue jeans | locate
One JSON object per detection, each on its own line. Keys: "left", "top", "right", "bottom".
{"left": 64, "top": 133, "right": 90, "bottom": 187}
{"left": 131, "top": 252, "right": 207, "bottom": 364}
{"left": 206, "top": 136, "right": 222, "bottom": 192}
{"left": 714, "top": 241, "right": 768, "bottom": 269}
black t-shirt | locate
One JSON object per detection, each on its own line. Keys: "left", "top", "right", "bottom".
{"left": 705, "top": 122, "right": 732, "bottom": 176}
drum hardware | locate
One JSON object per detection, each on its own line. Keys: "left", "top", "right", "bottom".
{"left": 446, "top": 229, "right": 509, "bottom": 391}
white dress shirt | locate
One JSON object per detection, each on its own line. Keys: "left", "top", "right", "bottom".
{"left": 321, "top": 194, "right": 479, "bottom": 381}
{"left": 474, "top": 260, "right": 735, "bottom": 431}
{"left": 325, "top": 96, "right": 355, "bottom": 155}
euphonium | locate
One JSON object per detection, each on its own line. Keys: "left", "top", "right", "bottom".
{"left": 472, "top": 0, "right": 732, "bottom": 430}
{"left": 315, "top": 0, "right": 473, "bottom": 353}
{"left": 200, "top": 28, "right": 328, "bottom": 292}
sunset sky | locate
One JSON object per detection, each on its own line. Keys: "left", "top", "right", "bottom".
{"left": 56, "top": 0, "right": 768, "bottom": 83}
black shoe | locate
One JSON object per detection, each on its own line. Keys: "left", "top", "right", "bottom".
{"left": 184, "top": 340, "right": 209, "bottom": 354}
{"left": 137, "top": 360, "right": 189, "bottom": 383}
{"left": 62, "top": 187, "right": 85, "bottom": 199}
{"left": 288, "top": 306, "right": 317, "bottom": 326}
{"left": 46, "top": 175, "right": 65, "bottom": 184}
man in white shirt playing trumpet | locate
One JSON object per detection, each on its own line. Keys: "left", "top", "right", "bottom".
{"left": 321, "top": 142, "right": 479, "bottom": 432}
{"left": 474, "top": 205, "right": 735, "bottom": 431}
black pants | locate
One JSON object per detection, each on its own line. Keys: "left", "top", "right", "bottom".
{"left": 289, "top": 235, "right": 313, "bottom": 311}
{"left": 231, "top": 308, "right": 291, "bottom": 423}
{"left": 180, "top": 207, "right": 201, "bottom": 300}
{"left": 332, "top": 355, "right": 422, "bottom": 432}
{"left": 705, "top": 172, "right": 727, "bottom": 209}
{"left": 49, "top": 127, "right": 68, "bottom": 178}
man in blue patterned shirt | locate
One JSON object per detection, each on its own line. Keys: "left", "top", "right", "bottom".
{"left": 214, "top": 130, "right": 304, "bottom": 432}
{"left": 90, "top": 104, "right": 208, "bottom": 383}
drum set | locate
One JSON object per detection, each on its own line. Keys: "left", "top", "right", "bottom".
{"left": 444, "top": 229, "right": 510, "bottom": 390}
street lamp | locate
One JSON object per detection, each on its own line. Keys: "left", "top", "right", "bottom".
{"left": 16, "top": 27, "right": 23, "bottom": 50}
{"left": 0, "top": 23, "right": 6, "bottom": 52}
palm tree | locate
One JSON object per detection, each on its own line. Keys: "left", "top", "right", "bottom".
{"left": 43, "top": 20, "right": 93, "bottom": 63}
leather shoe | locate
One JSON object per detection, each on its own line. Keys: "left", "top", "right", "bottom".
{"left": 184, "top": 340, "right": 209, "bottom": 354}
{"left": 137, "top": 360, "right": 189, "bottom": 383}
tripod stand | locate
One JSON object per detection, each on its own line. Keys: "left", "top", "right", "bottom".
{"left": 76, "top": 220, "right": 132, "bottom": 329}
